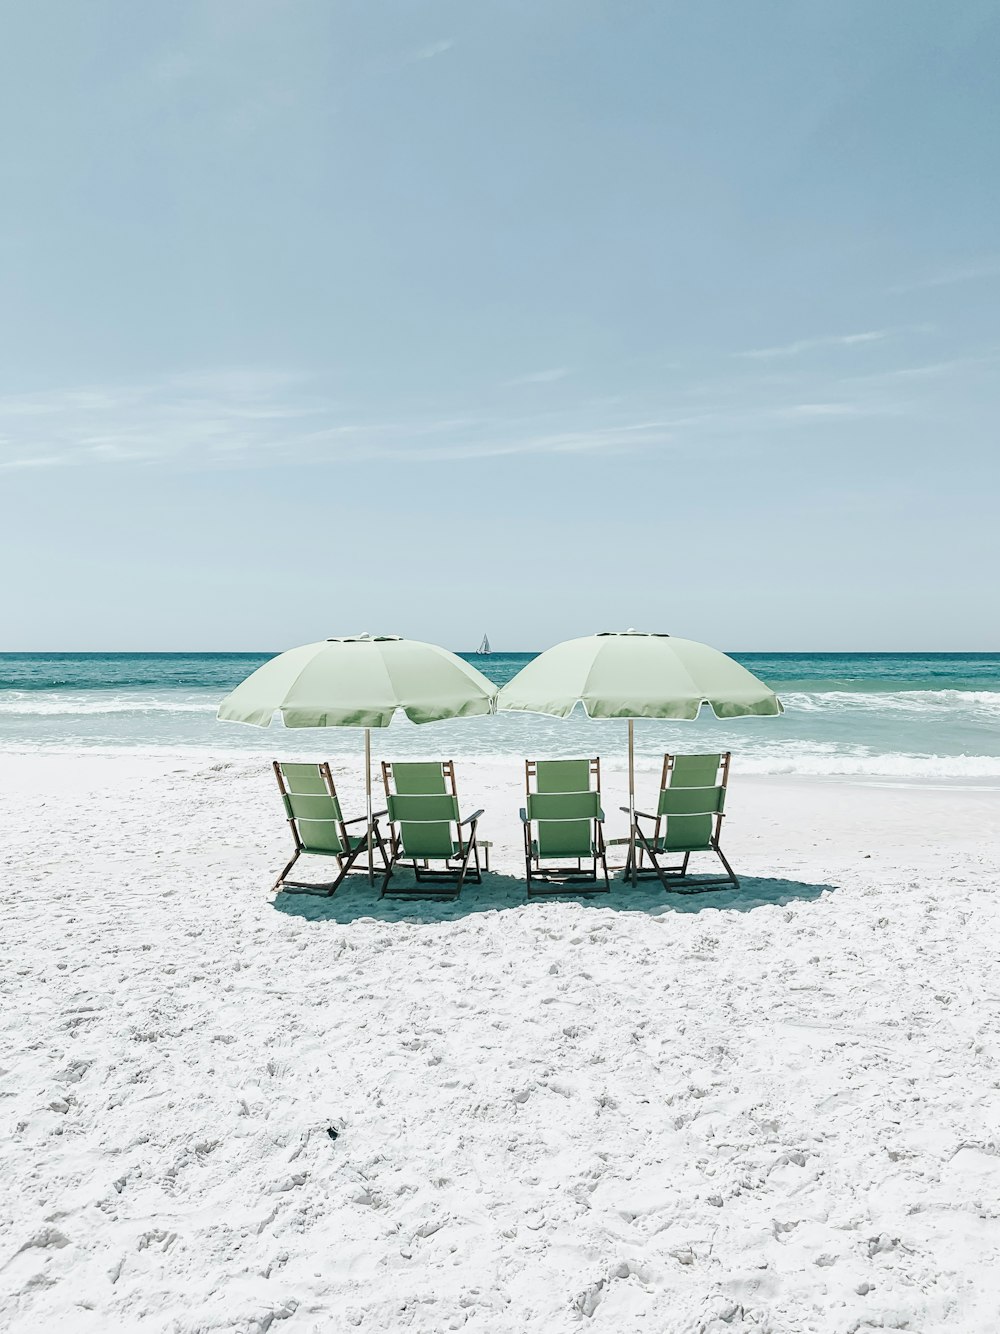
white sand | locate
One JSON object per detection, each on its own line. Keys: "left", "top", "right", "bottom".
{"left": 2, "top": 752, "right": 999, "bottom": 1333}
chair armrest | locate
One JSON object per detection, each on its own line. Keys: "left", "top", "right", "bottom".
{"left": 632, "top": 809, "right": 657, "bottom": 823}
{"left": 597, "top": 808, "right": 606, "bottom": 822}
{"left": 459, "top": 809, "right": 484, "bottom": 826}
{"left": 519, "top": 807, "right": 528, "bottom": 823}
{"left": 343, "top": 810, "right": 387, "bottom": 825}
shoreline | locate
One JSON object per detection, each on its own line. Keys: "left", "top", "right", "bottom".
{"left": 1, "top": 745, "right": 998, "bottom": 789}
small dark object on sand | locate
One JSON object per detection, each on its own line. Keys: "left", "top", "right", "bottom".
{"left": 327, "top": 1126, "right": 339, "bottom": 1141}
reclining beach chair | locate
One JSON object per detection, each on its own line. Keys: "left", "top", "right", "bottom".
{"left": 625, "top": 752, "right": 738, "bottom": 892}
{"left": 380, "top": 760, "right": 484, "bottom": 899}
{"left": 272, "top": 761, "right": 386, "bottom": 895}
{"left": 521, "top": 757, "right": 609, "bottom": 895}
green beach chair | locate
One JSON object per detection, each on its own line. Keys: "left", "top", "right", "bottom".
{"left": 521, "top": 757, "right": 609, "bottom": 895}
{"left": 380, "top": 760, "right": 484, "bottom": 899}
{"left": 625, "top": 752, "right": 739, "bottom": 892}
{"left": 272, "top": 761, "right": 387, "bottom": 895}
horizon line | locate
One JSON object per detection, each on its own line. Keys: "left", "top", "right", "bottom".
{"left": 1, "top": 648, "right": 999, "bottom": 657}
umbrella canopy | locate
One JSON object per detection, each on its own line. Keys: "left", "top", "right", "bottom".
{"left": 217, "top": 634, "right": 496, "bottom": 729}
{"left": 218, "top": 634, "right": 496, "bottom": 883}
{"left": 497, "top": 630, "right": 781, "bottom": 885}
{"left": 496, "top": 631, "right": 782, "bottom": 720}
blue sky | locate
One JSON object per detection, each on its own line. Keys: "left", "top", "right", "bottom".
{"left": 1, "top": 0, "right": 998, "bottom": 651}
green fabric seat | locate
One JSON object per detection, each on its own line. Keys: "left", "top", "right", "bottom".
{"left": 521, "top": 758, "right": 609, "bottom": 894}
{"left": 271, "top": 761, "right": 387, "bottom": 895}
{"left": 380, "top": 760, "right": 484, "bottom": 899}
{"left": 628, "top": 754, "right": 739, "bottom": 892}
{"left": 530, "top": 838, "right": 601, "bottom": 858}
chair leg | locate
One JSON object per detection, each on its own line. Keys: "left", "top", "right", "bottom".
{"left": 714, "top": 843, "right": 740, "bottom": 888}
{"left": 636, "top": 829, "right": 676, "bottom": 893}
{"left": 327, "top": 840, "right": 377, "bottom": 895}
{"left": 642, "top": 833, "right": 740, "bottom": 894}
{"left": 372, "top": 821, "right": 390, "bottom": 871}
{"left": 380, "top": 853, "right": 396, "bottom": 897}
{"left": 455, "top": 838, "right": 476, "bottom": 895}
{"left": 272, "top": 848, "right": 301, "bottom": 892}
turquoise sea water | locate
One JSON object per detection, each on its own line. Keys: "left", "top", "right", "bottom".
{"left": 1, "top": 651, "right": 999, "bottom": 783}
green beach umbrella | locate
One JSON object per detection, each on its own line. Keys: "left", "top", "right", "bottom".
{"left": 497, "top": 630, "right": 782, "bottom": 880}
{"left": 218, "top": 634, "right": 497, "bottom": 879}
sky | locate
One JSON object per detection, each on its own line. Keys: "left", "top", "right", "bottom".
{"left": 1, "top": 0, "right": 998, "bottom": 652}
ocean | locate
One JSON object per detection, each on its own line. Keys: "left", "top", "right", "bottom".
{"left": 1, "top": 650, "right": 998, "bottom": 784}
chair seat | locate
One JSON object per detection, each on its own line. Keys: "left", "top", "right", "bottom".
{"left": 399, "top": 840, "right": 467, "bottom": 861}
{"left": 647, "top": 837, "right": 714, "bottom": 854}
{"left": 299, "top": 831, "right": 370, "bottom": 857}
{"left": 531, "top": 840, "right": 599, "bottom": 859}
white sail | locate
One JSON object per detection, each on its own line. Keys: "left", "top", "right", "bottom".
{"left": 478, "top": 633, "right": 491, "bottom": 655}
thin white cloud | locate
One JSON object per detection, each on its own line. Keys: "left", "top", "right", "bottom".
{"left": 772, "top": 402, "right": 870, "bottom": 420}
{"left": 843, "top": 349, "right": 1000, "bottom": 385}
{"left": 889, "top": 258, "right": 1000, "bottom": 293}
{"left": 402, "top": 40, "right": 455, "bottom": 66}
{"left": 0, "top": 372, "right": 668, "bottom": 472}
{"left": 504, "top": 368, "right": 572, "bottom": 386}
{"left": 150, "top": 52, "right": 197, "bottom": 85}
{"left": 738, "top": 331, "right": 889, "bottom": 360}
{"left": 0, "top": 455, "right": 68, "bottom": 471}
{"left": 0, "top": 358, "right": 932, "bottom": 477}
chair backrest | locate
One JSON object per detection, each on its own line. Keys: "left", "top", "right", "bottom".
{"left": 382, "top": 761, "right": 462, "bottom": 860}
{"left": 526, "top": 790, "right": 601, "bottom": 856}
{"left": 387, "top": 760, "right": 455, "bottom": 796}
{"left": 656, "top": 753, "right": 729, "bottom": 851}
{"left": 274, "top": 761, "right": 347, "bottom": 856}
{"left": 525, "top": 758, "right": 601, "bottom": 857}
{"left": 530, "top": 757, "right": 599, "bottom": 794}
{"left": 385, "top": 792, "right": 460, "bottom": 859}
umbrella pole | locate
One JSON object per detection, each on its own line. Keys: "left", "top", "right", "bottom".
{"left": 365, "top": 727, "right": 373, "bottom": 884}
{"left": 628, "top": 718, "right": 636, "bottom": 885}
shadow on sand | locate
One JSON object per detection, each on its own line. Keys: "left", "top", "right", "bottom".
{"left": 271, "top": 868, "right": 837, "bottom": 926}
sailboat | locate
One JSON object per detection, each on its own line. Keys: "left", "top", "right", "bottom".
{"left": 477, "top": 633, "right": 491, "bottom": 655}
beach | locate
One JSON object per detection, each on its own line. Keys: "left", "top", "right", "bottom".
{"left": 3, "top": 750, "right": 999, "bottom": 1333}
{"left": 5, "top": 0, "right": 998, "bottom": 1325}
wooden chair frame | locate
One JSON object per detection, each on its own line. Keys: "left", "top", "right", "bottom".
{"left": 380, "top": 760, "right": 485, "bottom": 900}
{"left": 521, "top": 757, "right": 610, "bottom": 896}
{"left": 624, "top": 752, "right": 739, "bottom": 893}
{"left": 272, "top": 761, "right": 388, "bottom": 896}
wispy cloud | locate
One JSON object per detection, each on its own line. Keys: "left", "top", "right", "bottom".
{"left": 409, "top": 39, "right": 455, "bottom": 62}
{"left": 0, "top": 371, "right": 668, "bottom": 472}
{"left": 149, "top": 52, "right": 197, "bottom": 86}
{"left": 842, "top": 349, "right": 1000, "bottom": 385}
{"left": 504, "top": 367, "right": 572, "bottom": 386}
{"left": 889, "top": 257, "right": 1000, "bottom": 293}
{"left": 772, "top": 402, "right": 872, "bottom": 420}
{"left": 738, "top": 330, "right": 890, "bottom": 360}
{"left": 0, "top": 455, "right": 67, "bottom": 472}
{"left": 1, "top": 353, "right": 941, "bottom": 477}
